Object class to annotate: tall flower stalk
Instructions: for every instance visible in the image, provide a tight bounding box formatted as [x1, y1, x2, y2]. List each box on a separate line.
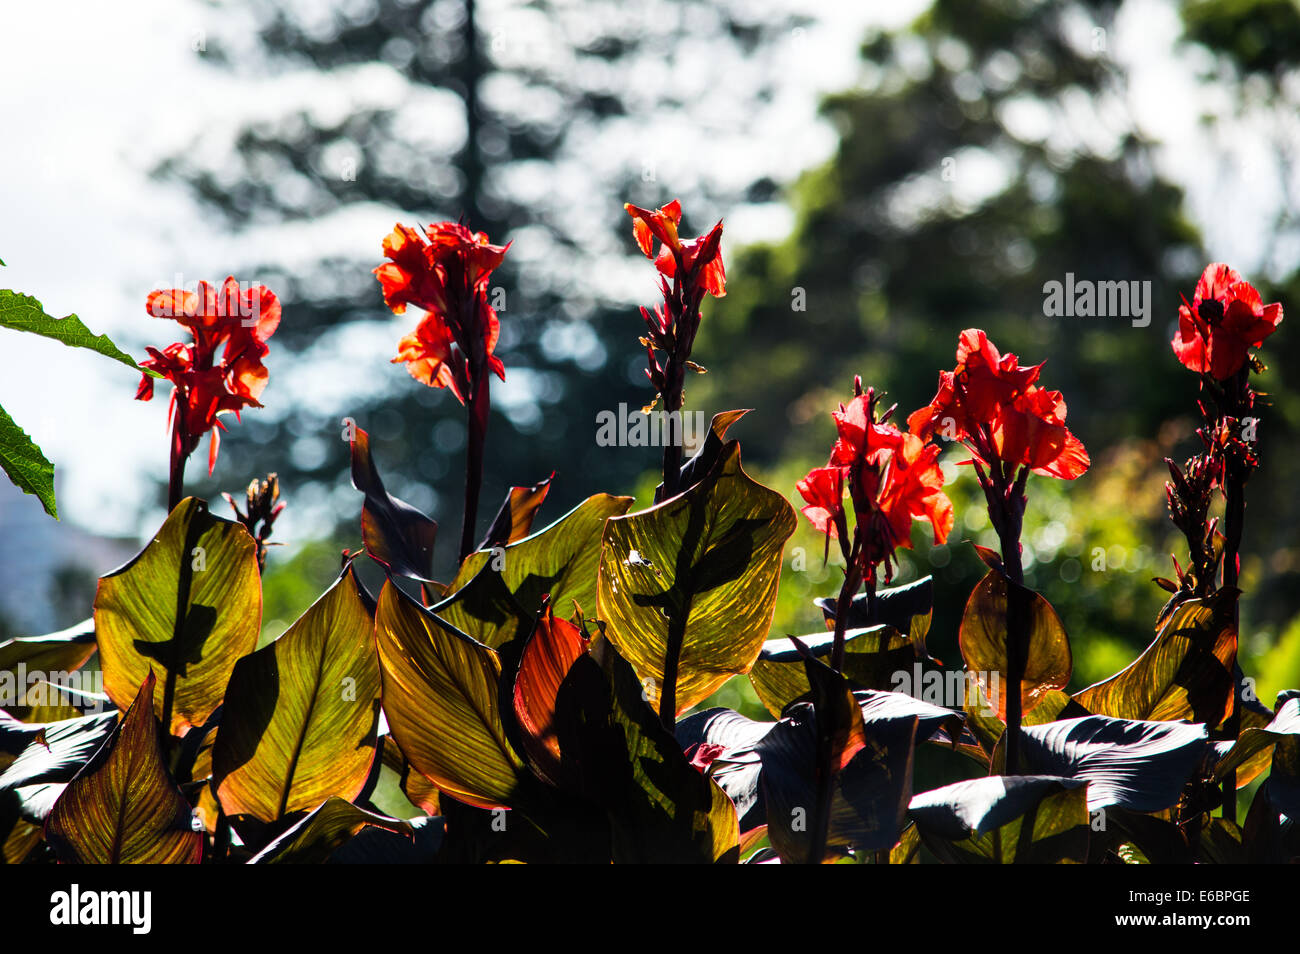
[376, 222, 510, 564]
[136, 277, 280, 510]
[1166, 263, 1282, 822]
[796, 379, 953, 862]
[624, 200, 725, 501]
[624, 199, 725, 729]
[910, 330, 1088, 773]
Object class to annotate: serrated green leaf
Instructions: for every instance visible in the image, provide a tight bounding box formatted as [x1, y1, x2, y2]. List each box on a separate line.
[0, 289, 144, 372]
[0, 404, 56, 518]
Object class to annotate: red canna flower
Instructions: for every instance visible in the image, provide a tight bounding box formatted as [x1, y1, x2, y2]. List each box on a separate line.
[136, 277, 279, 475]
[376, 221, 510, 404]
[798, 388, 952, 583]
[991, 385, 1090, 480]
[796, 465, 846, 539]
[1172, 263, 1283, 380]
[625, 199, 726, 298]
[908, 329, 1088, 481]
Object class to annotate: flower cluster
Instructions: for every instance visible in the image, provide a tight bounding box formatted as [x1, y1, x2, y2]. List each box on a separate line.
[797, 382, 952, 584]
[908, 329, 1089, 482]
[625, 200, 724, 412]
[136, 277, 280, 475]
[376, 222, 510, 404]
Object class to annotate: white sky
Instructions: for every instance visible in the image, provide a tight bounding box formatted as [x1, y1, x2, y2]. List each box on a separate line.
[0, 0, 1285, 543]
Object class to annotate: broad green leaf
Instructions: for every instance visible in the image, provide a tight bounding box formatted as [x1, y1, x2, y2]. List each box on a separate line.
[0, 290, 144, 372]
[212, 566, 381, 822]
[1020, 715, 1209, 813]
[597, 442, 796, 714]
[551, 639, 738, 863]
[0, 404, 56, 518]
[375, 580, 525, 809]
[44, 673, 202, 863]
[247, 796, 411, 864]
[439, 493, 633, 648]
[94, 497, 262, 735]
[908, 775, 1090, 863]
[958, 568, 1071, 722]
[1074, 590, 1237, 725]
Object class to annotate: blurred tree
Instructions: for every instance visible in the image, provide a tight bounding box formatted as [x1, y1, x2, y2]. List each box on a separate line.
[154, 0, 806, 580]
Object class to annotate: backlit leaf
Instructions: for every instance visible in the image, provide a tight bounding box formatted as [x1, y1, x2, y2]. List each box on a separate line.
[375, 580, 525, 809]
[1074, 590, 1237, 725]
[0, 404, 56, 519]
[598, 442, 796, 714]
[213, 565, 381, 822]
[351, 425, 439, 581]
[512, 602, 588, 787]
[441, 493, 633, 648]
[551, 639, 738, 863]
[93, 497, 262, 735]
[749, 624, 932, 716]
[44, 673, 202, 863]
[0, 289, 145, 371]
[480, 473, 553, 548]
[958, 568, 1071, 721]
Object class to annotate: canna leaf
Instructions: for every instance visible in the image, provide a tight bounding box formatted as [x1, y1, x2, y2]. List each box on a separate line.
[93, 497, 262, 735]
[512, 602, 588, 787]
[1019, 715, 1209, 813]
[748, 623, 934, 716]
[1074, 590, 1237, 726]
[908, 774, 1090, 864]
[44, 673, 202, 863]
[958, 568, 1071, 722]
[350, 425, 439, 582]
[246, 796, 411, 864]
[438, 492, 633, 648]
[551, 638, 738, 863]
[598, 442, 796, 715]
[479, 473, 553, 549]
[375, 580, 525, 809]
[212, 565, 381, 822]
